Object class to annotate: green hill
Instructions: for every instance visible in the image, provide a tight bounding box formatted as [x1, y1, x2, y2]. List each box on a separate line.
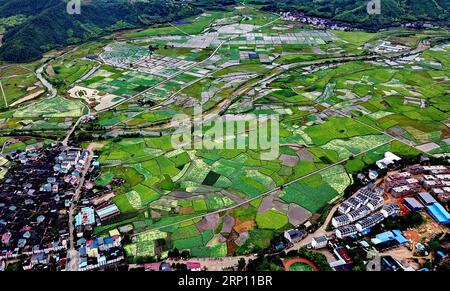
[0, 0, 235, 63]
[0, 0, 448, 63]
[254, 0, 449, 29]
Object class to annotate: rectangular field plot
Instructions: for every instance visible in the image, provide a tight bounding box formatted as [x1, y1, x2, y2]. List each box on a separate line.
[82, 66, 164, 98]
[280, 174, 340, 213]
[13, 96, 85, 118]
[101, 42, 198, 78]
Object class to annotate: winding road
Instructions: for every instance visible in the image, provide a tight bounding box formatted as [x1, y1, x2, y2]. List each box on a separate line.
[24, 12, 435, 270]
[36, 63, 57, 99]
[119, 24, 434, 240]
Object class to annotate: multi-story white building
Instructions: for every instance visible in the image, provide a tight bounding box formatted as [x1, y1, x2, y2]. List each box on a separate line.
[347, 205, 371, 222]
[336, 225, 358, 239]
[355, 212, 385, 232]
[380, 203, 400, 218]
[332, 215, 351, 228]
[311, 235, 328, 249]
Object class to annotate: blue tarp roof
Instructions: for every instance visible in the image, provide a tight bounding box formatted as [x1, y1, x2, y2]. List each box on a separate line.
[426, 203, 450, 225]
[392, 230, 408, 244]
[372, 230, 408, 245]
[104, 237, 114, 245]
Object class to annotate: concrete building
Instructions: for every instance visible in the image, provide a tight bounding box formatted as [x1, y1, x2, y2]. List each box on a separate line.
[311, 235, 328, 249]
[284, 229, 307, 243]
[347, 205, 371, 222]
[403, 197, 424, 212]
[381, 203, 400, 218]
[332, 214, 351, 228]
[336, 225, 358, 239]
[355, 212, 385, 232]
[376, 152, 401, 169]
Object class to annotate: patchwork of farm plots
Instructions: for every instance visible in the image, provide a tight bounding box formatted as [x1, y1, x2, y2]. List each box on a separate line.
[145, 29, 336, 49]
[0, 64, 45, 109]
[101, 42, 197, 78]
[92, 114, 406, 259]
[16, 7, 444, 261]
[81, 15, 450, 261]
[259, 46, 450, 154]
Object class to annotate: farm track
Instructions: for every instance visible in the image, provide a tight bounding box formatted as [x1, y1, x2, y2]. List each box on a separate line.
[104, 15, 284, 129]
[132, 139, 393, 238]
[17, 13, 434, 251]
[122, 29, 432, 239]
[109, 38, 431, 134]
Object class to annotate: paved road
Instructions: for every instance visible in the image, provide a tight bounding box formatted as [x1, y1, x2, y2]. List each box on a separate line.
[36, 63, 57, 99]
[107, 15, 283, 129]
[132, 139, 393, 238]
[0, 81, 7, 108]
[66, 142, 103, 271]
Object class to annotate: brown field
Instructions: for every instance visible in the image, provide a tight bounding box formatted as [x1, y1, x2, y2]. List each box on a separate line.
[233, 219, 255, 234]
[179, 206, 193, 215]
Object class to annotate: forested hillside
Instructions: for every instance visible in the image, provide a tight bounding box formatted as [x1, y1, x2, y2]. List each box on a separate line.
[0, 0, 448, 63]
[253, 0, 449, 29]
[0, 0, 236, 62]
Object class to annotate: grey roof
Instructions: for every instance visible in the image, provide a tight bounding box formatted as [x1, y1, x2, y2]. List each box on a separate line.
[313, 235, 328, 243]
[338, 202, 352, 214]
[404, 197, 424, 209]
[355, 193, 370, 204]
[357, 212, 385, 229]
[334, 215, 351, 223]
[347, 205, 371, 220]
[382, 203, 400, 214]
[347, 197, 361, 208]
[336, 225, 358, 236]
[418, 192, 437, 205]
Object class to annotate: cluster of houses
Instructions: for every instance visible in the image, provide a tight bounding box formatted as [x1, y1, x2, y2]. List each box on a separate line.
[384, 165, 450, 225]
[72, 185, 125, 270]
[331, 185, 401, 239]
[280, 11, 351, 31]
[76, 231, 124, 271]
[335, 204, 400, 239]
[0, 142, 125, 271]
[406, 164, 450, 203]
[54, 149, 94, 186]
[0, 145, 81, 270]
[385, 171, 422, 197]
[374, 41, 408, 54]
[72, 200, 125, 271]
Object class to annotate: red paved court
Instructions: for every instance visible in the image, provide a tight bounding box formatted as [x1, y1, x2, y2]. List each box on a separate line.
[283, 258, 319, 271]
